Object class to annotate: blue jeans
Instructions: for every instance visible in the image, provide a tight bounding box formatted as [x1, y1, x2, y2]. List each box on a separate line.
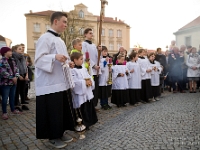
[100, 98, 108, 106]
[1, 85, 16, 113]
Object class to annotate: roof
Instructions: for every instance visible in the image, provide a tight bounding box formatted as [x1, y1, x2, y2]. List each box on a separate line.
[25, 10, 129, 26]
[25, 10, 56, 16]
[178, 16, 200, 31]
[96, 16, 125, 24]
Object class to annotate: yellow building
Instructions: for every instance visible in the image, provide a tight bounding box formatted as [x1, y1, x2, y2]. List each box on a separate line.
[25, 3, 130, 61]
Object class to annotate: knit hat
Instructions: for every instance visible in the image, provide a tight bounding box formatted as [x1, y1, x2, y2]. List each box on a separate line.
[0, 47, 11, 56]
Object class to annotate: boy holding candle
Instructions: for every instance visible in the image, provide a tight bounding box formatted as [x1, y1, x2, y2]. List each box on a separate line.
[98, 46, 112, 110]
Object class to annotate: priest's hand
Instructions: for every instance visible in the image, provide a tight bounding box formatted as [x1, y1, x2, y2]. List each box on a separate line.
[69, 61, 75, 68]
[55, 54, 67, 63]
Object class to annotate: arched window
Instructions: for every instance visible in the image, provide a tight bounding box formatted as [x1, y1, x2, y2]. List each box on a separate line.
[79, 10, 84, 18]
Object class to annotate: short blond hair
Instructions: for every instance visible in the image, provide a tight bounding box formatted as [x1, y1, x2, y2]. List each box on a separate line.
[72, 38, 82, 48]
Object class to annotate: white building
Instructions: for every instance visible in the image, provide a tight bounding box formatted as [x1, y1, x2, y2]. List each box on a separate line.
[173, 16, 200, 50]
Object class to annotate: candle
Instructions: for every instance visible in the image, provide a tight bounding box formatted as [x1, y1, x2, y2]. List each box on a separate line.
[85, 52, 89, 59]
[109, 58, 112, 63]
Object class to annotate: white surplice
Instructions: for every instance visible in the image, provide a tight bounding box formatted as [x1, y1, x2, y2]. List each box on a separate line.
[71, 67, 94, 108]
[126, 61, 142, 89]
[99, 57, 110, 86]
[138, 57, 151, 80]
[82, 41, 101, 75]
[34, 29, 71, 96]
[112, 65, 129, 90]
[149, 60, 162, 86]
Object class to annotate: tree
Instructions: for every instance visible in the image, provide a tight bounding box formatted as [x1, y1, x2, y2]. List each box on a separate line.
[45, 10, 90, 53]
[61, 10, 89, 53]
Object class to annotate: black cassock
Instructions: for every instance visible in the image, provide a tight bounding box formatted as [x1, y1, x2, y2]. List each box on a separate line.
[36, 90, 76, 140]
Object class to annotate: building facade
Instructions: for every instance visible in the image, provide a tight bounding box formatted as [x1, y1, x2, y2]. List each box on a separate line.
[173, 16, 200, 50]
[25, 3, 130, 61]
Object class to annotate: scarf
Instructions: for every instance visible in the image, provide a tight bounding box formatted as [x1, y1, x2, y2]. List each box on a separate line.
[12, 52, 27, 75]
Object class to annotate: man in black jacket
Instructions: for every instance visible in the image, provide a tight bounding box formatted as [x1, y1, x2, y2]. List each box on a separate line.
[113, 46, 125, 65]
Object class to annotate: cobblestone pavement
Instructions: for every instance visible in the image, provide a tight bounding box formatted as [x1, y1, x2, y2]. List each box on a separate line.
[0, 82, 200, 150]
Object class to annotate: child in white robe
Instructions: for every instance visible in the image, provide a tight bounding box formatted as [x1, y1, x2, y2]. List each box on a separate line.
[148, 53, 162, 101]
[111, 54, 129, 107]
[127, 51, 141, 105]
[99, 46, 112, 110]
[138, 49, 153, 103]
[70, 52, 98, 128]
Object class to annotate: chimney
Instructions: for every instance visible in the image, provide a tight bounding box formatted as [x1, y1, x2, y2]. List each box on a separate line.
[115, 17, 117, 21]
[29, 10, 32, 13]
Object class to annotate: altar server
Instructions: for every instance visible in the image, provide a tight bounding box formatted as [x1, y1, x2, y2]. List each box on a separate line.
[82, 28, 101, 108]
[111, 54, 129, 107]
[138, 49, 153, 103]
[127, 51, 141, 105]
[98, 46, 112, 110]
[34, 12, 75, 149]
[70, 52, 98, 128]
[148, 53, 162, 101]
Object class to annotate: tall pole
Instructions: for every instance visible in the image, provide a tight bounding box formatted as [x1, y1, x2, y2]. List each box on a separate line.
[97, 0, 108, 76]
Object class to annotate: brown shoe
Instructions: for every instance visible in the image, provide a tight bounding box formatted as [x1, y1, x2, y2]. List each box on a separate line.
[180, 90, 186, 93]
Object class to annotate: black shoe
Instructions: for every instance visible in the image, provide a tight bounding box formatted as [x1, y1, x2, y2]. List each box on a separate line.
[15, 106, 23, 112]
[21, 102, 29, 104]
[22, 105, 29, 110]
[122, 104, 127, 107]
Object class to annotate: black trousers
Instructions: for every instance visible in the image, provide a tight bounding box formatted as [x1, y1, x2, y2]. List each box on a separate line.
[36, 90, 76, 139]
[92, 75, 99, 107]
[15, 79, 26, 105]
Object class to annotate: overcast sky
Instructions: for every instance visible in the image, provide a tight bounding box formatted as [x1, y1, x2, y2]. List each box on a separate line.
[0, 0, 200, 51]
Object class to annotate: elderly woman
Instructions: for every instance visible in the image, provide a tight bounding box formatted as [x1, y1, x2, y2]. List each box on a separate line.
[112, 46, 125, 65]
[168, 47, 185, 93]
[186, 47, 200, 93]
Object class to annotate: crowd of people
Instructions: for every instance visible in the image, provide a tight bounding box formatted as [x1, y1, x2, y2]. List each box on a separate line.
[1, 11, 200, 149]
[0, 44, 34, 120]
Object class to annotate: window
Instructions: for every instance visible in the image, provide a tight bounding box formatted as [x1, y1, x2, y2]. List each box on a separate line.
[109, 42, 114, 50]
[79, 10, 84, 18]
[109, 29, 113, 37]
[69, 27, 74, 34]
[185, 36, 191, 47]
[46, 24, 50, 31]
[34, 40, 38, 49]
[117, 42, 122, 50]
[101, 29, 105, 36]
[101, 41, 105, 46]
[79, 28, 84, 35]
[34, 23, 40, 32]
[117, 30, 122, 37]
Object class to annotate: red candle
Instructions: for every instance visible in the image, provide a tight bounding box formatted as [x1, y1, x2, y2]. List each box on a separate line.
[109, 58, 112, 63]
[85, 52, 89, 59]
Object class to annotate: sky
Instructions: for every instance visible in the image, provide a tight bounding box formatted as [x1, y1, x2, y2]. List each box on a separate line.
[0, 0, 200, 51]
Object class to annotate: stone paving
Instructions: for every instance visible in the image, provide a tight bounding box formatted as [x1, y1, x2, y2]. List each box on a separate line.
[0, 82, 200, 150]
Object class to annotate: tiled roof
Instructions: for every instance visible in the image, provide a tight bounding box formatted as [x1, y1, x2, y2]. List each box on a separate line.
[25, 10, 56, 16]
[96, 16, 125, 24]
[179, 16, 200, 30]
